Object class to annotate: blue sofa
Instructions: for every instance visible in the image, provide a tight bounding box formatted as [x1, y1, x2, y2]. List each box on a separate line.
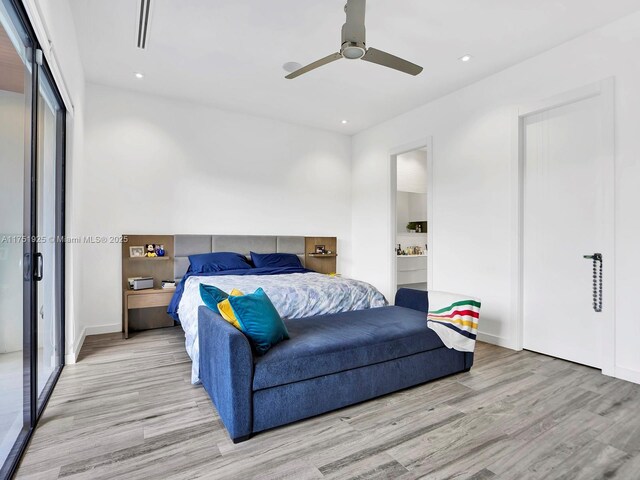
[198, 288, 473, 443]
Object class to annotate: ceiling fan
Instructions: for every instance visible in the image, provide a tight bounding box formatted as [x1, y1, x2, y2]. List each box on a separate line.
[286, 0, 423, 79]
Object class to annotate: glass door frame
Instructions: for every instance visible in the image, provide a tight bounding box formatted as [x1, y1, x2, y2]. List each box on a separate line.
[1, 0, 66, 477]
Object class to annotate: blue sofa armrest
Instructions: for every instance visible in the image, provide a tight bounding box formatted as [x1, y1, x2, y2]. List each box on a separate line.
[198, 306, 253, 441]
[395, 288, 429, 312]
[394, 288, 474, 370]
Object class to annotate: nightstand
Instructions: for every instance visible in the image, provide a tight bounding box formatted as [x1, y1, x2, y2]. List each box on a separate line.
[122, 234, 176, 337]
[123, 288, 175, 339]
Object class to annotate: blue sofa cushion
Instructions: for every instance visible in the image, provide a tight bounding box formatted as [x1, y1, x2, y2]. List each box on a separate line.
[252, 306, 445, 391]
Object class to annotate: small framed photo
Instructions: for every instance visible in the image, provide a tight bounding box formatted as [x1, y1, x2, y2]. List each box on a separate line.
[315, 245, 325, 254]
[129, 246, 145, 258]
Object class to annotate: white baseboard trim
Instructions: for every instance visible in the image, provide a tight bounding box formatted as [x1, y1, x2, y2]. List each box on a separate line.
[64, 324, 121, 364]
[476, 331, 516, 350]
[65, 326, 86, 365]
[85, 324, 121, 336]
[615, 366, 640, 385]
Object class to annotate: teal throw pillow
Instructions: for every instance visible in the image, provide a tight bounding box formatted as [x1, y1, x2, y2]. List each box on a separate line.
[199, 284, 229, 309]
[227, 287, 289, 355]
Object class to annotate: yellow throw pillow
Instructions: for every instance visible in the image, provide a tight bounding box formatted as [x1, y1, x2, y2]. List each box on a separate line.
[217, 289, 244, 330]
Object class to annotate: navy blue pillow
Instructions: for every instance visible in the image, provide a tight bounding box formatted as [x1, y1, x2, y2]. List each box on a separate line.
[188, 252, 251, 274]
[250, 252, 302, 269]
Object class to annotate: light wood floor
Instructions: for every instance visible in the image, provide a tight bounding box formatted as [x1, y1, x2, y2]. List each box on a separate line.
[15, 326, 640, 480]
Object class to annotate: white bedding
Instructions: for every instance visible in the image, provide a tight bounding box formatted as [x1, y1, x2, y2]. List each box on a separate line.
[177, 272, 387, 383]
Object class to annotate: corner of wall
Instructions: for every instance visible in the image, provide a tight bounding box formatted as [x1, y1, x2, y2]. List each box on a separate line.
[476, 331, 518, 350]
[65, 326, 85, 364]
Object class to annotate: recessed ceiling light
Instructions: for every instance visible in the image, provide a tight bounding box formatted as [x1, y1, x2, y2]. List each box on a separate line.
[341, 120, 349, 124]
[134, 72, 144, 79]
[459, 54, 473, 62]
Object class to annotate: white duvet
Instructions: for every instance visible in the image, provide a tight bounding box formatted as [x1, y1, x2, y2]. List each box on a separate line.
[177, 272, 387, 383]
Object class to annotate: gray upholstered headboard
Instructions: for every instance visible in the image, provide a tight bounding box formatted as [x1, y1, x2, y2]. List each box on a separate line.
[173, 235, 306, 280]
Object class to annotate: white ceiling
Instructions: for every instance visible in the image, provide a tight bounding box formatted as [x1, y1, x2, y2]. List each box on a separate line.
[69, 0, 640, 134]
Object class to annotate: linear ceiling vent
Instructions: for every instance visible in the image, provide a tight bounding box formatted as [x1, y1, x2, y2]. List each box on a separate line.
[137, 0, 151, 49]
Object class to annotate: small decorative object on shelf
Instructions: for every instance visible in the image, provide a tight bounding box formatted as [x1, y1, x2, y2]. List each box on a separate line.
[161, 279, 176, 289]
[156, 244, 166, 257]
[130, 246, 145, 258]
[397, 245, 425, 256]
[406, 222, 416, 233]
[315, 245, 325, 254]
[145, 244, 157, 257]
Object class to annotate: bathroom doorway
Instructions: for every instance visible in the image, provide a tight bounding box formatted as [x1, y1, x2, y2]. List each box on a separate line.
[390, 139, 433, 298]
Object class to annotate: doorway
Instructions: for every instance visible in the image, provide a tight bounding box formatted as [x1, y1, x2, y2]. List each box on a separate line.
[390, 139, 433, 297]
[518, 80, 614, 372]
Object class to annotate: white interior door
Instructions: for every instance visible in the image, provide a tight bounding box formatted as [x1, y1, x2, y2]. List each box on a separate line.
[522, 92, 611, 369]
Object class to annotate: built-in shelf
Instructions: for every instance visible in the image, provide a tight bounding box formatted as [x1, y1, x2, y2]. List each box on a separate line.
[126, 256, 172, 261]
[397, 232, 428, 236]
[305, 237, 337, 274]
[397, 254, 427, 257]
[126, 287, 175, 294]
[122, 234, 176, 337]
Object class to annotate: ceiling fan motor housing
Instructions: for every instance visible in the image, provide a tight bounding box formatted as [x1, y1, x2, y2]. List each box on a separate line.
[341, 1, 366, 60]
[341, 41, 366, 59]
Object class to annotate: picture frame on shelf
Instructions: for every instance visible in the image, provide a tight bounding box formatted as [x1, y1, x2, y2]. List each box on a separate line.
[129, 246, 145, 258]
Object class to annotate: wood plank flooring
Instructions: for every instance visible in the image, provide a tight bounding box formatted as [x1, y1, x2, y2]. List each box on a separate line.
[15, 326, 640, 479]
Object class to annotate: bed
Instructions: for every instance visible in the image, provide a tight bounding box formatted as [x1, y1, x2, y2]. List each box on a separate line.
[167, 235, 387, 383]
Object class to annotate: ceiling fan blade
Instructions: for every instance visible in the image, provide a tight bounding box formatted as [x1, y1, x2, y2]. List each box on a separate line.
[362, 47, 423, 76]
[285, 52, 343, 79]
[343, 0, 366, 44]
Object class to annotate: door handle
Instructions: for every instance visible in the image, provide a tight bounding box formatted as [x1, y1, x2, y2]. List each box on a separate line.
[34, 252, 43, 281]
[583, 252, 602, 312]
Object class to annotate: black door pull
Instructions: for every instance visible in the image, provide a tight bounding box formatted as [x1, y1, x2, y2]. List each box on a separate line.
[583, 253, 602, 312]
[34, 252, 43, 281]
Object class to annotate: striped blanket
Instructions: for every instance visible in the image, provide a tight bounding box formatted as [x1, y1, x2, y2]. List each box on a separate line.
[427, 291, 481, 352]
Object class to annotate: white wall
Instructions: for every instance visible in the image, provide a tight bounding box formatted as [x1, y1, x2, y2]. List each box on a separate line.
[79, 83, 352, 333]
[396, 192, 428, 234]
[397, 150, 428, 193]
[352, 12, 640, 384]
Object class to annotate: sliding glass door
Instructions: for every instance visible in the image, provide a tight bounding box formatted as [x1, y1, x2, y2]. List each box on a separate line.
[0, 0, 65, 477]
[0, 0, 31, 473]
[36, 61, 64, 408]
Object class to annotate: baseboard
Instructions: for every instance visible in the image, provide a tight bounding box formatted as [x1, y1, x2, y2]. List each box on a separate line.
[64, 323, 120, 364]
[614, 366, 640, 385]
[85, 324, 121, 336]
[65, 326, 86, 365]
[476, 331, 516, 349]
